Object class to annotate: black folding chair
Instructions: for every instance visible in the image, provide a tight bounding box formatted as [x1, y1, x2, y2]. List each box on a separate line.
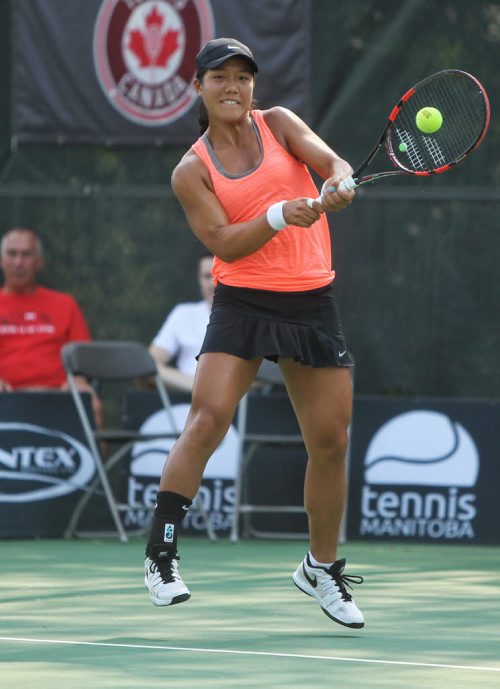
[61, 340, 216, 542]
[230, 360, 307, 541]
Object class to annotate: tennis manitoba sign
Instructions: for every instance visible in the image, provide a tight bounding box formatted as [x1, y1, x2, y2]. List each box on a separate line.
[360, 410, 478, 539]
[347, 398, 499, 545]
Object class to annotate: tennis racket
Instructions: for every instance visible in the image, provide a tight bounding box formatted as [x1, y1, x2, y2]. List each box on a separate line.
[311, 69, 490, 200]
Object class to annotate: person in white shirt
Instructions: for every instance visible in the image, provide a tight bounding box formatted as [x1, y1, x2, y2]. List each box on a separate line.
[149, 251, 214, 392]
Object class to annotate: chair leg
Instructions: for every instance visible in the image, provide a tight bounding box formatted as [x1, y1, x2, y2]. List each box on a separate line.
[193, 493, 217, 541]
[230, 450, 245, 542]
[230, 442, 261, 541]
[64, 473, 101, 539]
[230, 394, 250, 542]
[91, 457, 129, 542]
[65, 380, 128, 542]
[65, 446, 134, 542]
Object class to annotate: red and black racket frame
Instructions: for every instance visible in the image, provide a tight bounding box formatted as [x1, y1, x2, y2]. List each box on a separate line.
[350, 69, 491, 186]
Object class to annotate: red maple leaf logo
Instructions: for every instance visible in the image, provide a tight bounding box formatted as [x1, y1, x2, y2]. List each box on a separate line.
[128, 5, 179, 68]
[154, 30, 179, 67]
[146, 5, 164, 29]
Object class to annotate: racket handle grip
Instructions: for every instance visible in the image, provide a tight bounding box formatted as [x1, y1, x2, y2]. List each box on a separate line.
[338, 175, 357, 192]
[307, 175, 357, 207]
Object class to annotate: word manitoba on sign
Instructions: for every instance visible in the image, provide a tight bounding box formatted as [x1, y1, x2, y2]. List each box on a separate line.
[361, 410, 479, 540]
[11, 0, 311, 144]
[347, 397, 500, 545]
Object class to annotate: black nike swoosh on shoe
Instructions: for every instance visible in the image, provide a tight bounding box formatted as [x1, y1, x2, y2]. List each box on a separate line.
[302, 564, 318, 588]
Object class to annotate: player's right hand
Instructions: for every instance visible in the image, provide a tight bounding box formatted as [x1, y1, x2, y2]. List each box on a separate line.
[283, 198, 324, 228]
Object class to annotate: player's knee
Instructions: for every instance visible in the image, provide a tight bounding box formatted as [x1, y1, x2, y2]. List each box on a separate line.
[314, 426, 349, 463]
[188, 402, 232, 441]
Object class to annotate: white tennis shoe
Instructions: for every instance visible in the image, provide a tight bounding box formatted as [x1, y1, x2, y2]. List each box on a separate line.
[293, 554, 364, 628]
[144, 554, 191, 607]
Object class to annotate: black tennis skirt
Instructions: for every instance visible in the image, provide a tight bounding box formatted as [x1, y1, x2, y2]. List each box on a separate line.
[198, 282, 354, 368]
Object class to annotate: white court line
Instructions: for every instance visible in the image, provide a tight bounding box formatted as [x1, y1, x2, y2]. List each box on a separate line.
[0, 636, 499, 673]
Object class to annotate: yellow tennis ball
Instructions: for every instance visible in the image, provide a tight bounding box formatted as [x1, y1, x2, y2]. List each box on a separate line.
[416, 107, 443, 134]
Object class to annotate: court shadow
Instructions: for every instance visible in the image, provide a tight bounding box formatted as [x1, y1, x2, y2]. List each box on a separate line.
[104, 632, 364, 647]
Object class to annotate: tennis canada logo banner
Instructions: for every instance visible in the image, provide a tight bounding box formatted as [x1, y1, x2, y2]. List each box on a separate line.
[0, 423, 95, 503]
[94, 0, 214, 126]
[358, 410, 480, 541]
[12, 0, 311, 144]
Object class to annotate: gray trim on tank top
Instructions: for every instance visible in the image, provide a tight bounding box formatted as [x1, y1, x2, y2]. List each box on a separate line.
[201, 114, 263, 179]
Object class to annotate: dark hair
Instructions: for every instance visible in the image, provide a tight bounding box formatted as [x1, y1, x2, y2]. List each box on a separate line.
[198, 97, 210, 135]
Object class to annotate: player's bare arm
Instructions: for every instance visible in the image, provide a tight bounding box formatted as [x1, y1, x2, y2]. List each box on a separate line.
[264, 106, 355, 211]
[171, 150, 321, 261]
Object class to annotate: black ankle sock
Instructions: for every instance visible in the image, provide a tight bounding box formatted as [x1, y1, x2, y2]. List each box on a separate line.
[146, 491, 192, 559]
[155, 491, 192, 521]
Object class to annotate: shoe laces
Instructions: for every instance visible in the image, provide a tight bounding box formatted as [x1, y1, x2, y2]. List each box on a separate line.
[149, 554, 181, 585]
[323, 559, 364, 603]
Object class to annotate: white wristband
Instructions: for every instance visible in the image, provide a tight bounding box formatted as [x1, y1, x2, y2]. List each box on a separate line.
[266, 201, 288, 231]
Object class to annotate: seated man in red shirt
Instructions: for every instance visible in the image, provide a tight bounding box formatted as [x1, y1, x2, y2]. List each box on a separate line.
[0, 227, 102, 426]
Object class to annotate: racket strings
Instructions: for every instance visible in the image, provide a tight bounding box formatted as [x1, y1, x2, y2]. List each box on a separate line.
[389, 71, 488, 172]
[428, 77, 484, 156]
[422, 136, 446, 167]
[395, 128, 425, 169]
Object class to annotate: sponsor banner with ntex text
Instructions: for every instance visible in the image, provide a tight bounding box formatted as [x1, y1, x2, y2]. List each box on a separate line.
[347, 397, 500, 545]
[0, 393, 97, 538]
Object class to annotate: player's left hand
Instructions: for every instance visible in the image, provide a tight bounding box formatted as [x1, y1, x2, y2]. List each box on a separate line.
[320, 174, 355, 212]
[320, 156, 355, 211]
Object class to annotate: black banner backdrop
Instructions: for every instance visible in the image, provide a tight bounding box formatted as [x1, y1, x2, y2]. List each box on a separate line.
[11, 0, 311, 145]
[0, 393, 99, 539]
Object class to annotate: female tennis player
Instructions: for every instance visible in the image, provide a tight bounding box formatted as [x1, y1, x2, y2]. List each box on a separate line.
[144, 38, 364, 628]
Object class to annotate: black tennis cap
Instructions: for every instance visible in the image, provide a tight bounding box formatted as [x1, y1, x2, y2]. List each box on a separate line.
[196, 38, 258, 75]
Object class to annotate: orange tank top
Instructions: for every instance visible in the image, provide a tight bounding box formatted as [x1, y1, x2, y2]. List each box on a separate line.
[191, 109, 335, 291]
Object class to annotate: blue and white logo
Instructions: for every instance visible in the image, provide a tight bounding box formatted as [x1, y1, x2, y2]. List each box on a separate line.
[163, 523, 174, 543]
[0, 422, 95, 502]
[364, 410, 479, 487]
[360, 410, 480, 540]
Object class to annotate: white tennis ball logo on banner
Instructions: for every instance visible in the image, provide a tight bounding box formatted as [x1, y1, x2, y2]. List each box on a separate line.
[364, 410, 479, 487]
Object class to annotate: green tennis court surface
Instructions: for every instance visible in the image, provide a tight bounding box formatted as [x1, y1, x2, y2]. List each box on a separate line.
[1, 538, 499, 688]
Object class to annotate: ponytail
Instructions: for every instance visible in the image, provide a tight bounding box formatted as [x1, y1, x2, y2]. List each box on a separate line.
[198, 99, 209, 134]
